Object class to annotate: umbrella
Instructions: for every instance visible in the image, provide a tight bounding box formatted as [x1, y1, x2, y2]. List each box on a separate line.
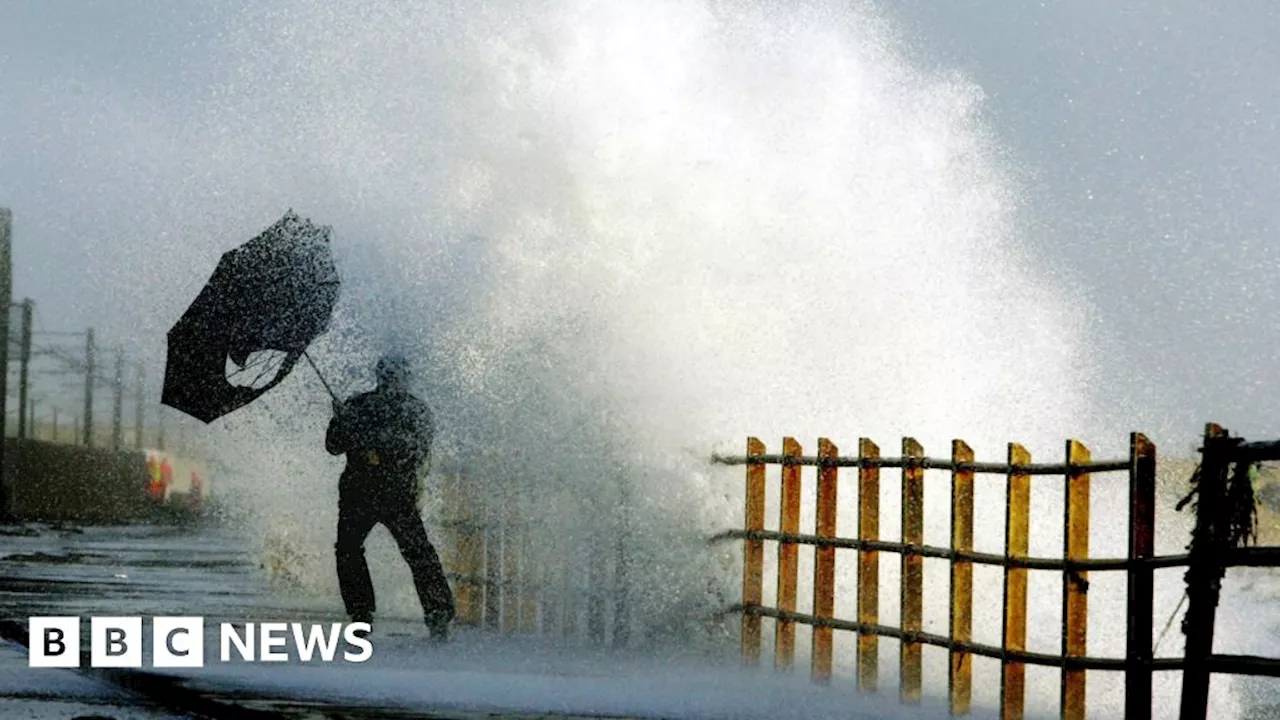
[162, 210, 339, 423]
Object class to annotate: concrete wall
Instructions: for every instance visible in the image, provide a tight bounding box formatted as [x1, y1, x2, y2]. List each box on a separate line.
[0, 439, 208, 524]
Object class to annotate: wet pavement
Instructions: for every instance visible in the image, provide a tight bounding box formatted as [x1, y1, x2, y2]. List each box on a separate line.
[0, 522, 945, 720]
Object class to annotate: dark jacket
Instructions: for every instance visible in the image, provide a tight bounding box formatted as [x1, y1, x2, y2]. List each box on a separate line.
[326, 386, 434, 494]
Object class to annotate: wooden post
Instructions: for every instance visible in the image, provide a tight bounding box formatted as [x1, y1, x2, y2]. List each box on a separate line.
[775, 437, 802, 671]
[858, 438, 881, 693]
[742, 437, 766, 666]
[901, 438, 925, 704]
[520, 532, 538, 634]
[112, 345, 124, 450]
[1062, 441, 1091, 720]
[83, 329, 95, 447]
[1179, 424, 1229, 720]
[611, 532, 629, 647]
[134, 364, 144, 451]
[561, 544, 577, 641]
[450, 472, 475, 624]
[0, 207, 10, 520]
[950, 440, 975, 715]
[613, 474, 631, 648]
[503, 491, 521, 634]
[811, 438, 838, 683]
[1126, 433, 1156, 720]
[17, 299, 30, 439]
[541, 556, 561, 637]
[587, 527, 607, 646]
[484, 481, 502, 632]
[1002, 443, 1031, 720]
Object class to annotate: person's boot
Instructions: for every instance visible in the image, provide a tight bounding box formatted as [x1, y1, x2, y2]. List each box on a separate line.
[350, 611, 373, 641]
[425, 610, 451, 645]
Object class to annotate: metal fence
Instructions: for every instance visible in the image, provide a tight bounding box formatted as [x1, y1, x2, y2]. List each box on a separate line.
[431, 461, 633, 646]
[711, 430, 1280, 720]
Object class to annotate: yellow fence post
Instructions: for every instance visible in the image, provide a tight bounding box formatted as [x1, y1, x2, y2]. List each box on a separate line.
[441, 467, 462, 614]
[1002, 443, 1031, 720]
[901, 438, 925, 704]
[950, 440, 975, 715]
[812, 438, 839, 684]
[453, 470, 481, 626]
[502, 488, 521, 634]
[775, 437, 802, 671]
[858, 438, 881, 693]
[742, 437, 766, 666]
[484, 477, 502, 632]
[541, 558, 560, 637]
[520, 530, 538, 633]
[1062, 440, 1091, 720]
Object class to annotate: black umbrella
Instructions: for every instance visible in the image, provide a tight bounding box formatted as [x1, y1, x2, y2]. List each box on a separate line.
[162, 210, 339, 423]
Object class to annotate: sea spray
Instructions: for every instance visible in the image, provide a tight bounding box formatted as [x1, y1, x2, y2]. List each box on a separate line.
[133, 0, 1244, 714]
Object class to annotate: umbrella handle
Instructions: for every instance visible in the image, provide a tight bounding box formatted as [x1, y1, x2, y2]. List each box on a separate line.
[302, 350, 338, 402]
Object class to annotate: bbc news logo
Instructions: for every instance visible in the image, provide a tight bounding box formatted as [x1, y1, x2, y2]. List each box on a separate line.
[28, 617, 372, 668]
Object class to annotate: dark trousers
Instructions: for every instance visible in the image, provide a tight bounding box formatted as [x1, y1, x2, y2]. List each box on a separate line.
[334, 480, 455, 624]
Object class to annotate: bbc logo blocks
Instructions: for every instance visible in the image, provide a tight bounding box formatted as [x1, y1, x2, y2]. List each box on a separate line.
[27, 616, 372, 667]
[29, 617, 204, 668]
[28, 617, 79, 668]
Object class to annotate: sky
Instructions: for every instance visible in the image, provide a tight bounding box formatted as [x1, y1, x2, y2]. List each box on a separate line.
[0, 0, 1278, 452]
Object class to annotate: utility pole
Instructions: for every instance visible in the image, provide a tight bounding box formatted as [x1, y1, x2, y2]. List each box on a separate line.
[0, 208, 11, 520]
[17, 299, 31, 439]
[157, 408, 165, 451]
[134, 364, 143, 450]
[52, 407, 58, 443]
[28, 398, 35, 441]
[111, 344, 123, 450]
[83, 328, 94, 447]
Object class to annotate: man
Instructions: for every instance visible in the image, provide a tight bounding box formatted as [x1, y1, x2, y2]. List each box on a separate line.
[326, 353, 455, 642]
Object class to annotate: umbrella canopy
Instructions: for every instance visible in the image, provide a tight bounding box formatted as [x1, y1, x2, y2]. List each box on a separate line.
[162, 211, 340, 423]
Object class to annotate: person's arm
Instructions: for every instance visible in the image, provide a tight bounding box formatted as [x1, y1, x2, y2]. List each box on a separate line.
[325, 400, 355, 455]
[407, 399, 435, 467]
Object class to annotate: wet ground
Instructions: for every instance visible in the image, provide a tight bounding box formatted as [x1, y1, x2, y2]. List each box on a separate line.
[1, 520, 1275, 719]
[0, 522, 947, 720]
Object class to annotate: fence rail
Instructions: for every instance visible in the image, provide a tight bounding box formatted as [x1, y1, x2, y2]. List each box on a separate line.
[709, 529, 1280, 570]
[718, 433, 1158, 720]
[716, 427, 1280, 720]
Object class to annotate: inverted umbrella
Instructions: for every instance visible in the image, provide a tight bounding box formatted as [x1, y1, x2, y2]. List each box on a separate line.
[162, 210, 339, 423]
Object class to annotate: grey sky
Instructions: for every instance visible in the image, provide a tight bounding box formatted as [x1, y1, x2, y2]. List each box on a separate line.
[887, 1, 1280, 446]
[1, 1, 1278, 452]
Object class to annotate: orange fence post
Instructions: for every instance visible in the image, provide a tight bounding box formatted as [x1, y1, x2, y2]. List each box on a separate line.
[1002, 443, 1031, 720]
[1126, 433, 1156, 720]
[520, 533, 538, 633]
[812, 438, 839, 684]
[1062, 440, 1091, 720]
[858, 438, 881, 693]
[742, 437, 766, 666]
[484, 481, 502, 632]
[453, 471, 482, 625]
[502, 490, 521, 634]
[950, 440, 975, 715]
[901, 438, 925, 704]
[775, 437, 802, 671]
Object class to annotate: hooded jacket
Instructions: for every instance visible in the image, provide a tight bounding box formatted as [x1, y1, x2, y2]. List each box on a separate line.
[326, 385, 434, 493]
